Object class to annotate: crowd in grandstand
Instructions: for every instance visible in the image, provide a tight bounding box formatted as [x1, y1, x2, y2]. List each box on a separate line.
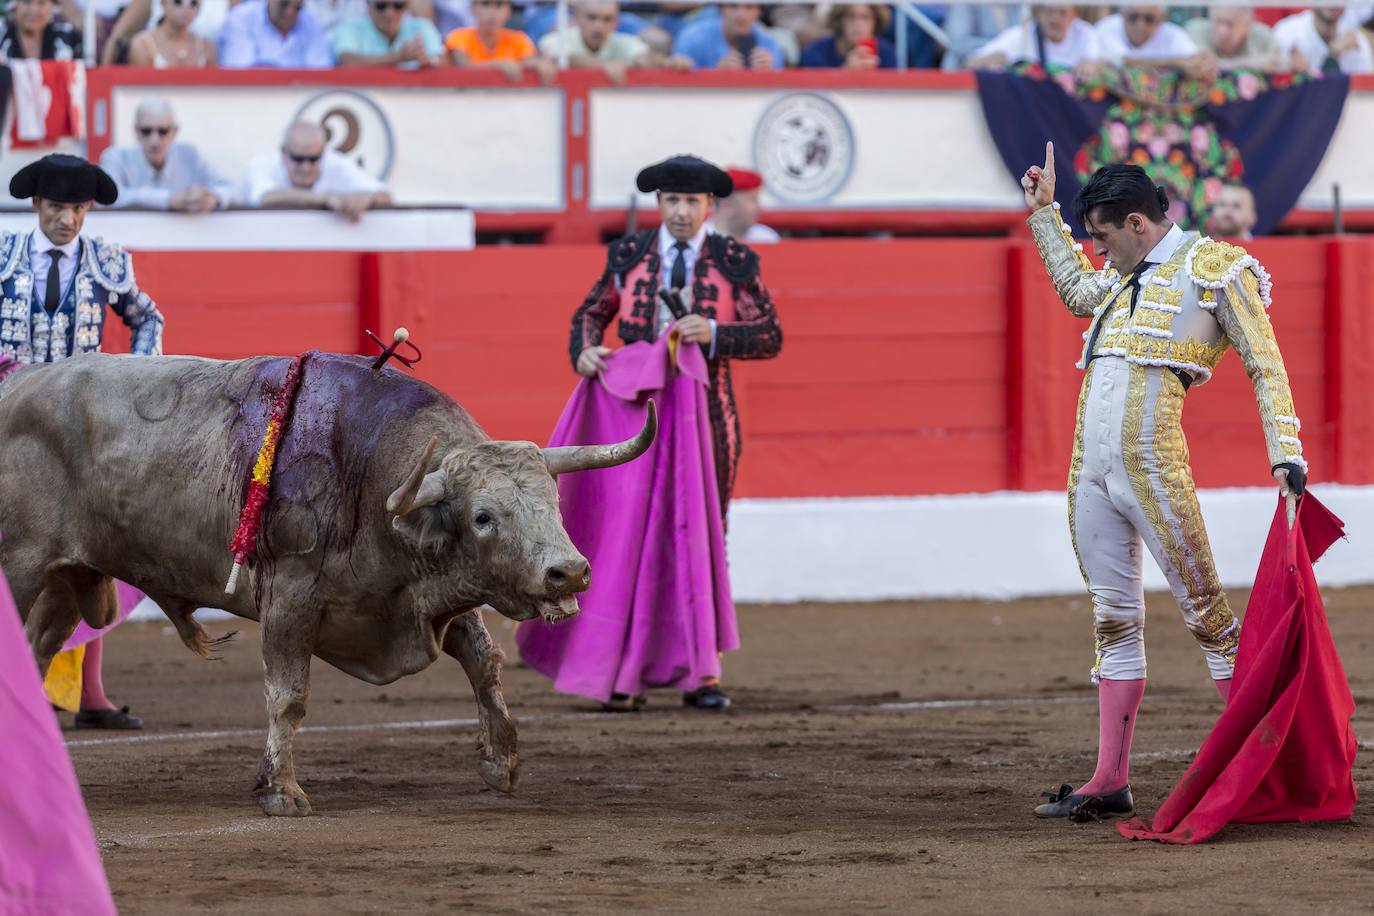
[0, 0, 1368, 76]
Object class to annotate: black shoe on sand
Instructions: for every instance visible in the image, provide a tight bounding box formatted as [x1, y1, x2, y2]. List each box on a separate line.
[682, 684, 732, 710]
[1034, 783, 1133, 820]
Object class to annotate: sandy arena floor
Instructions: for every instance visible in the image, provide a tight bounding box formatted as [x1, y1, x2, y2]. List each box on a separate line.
[66, 587, 1374, 915]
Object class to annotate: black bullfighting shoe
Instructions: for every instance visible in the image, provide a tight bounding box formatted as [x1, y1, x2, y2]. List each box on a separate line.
[75, 705, 143, 730]
[682, 684, 732, 710]
[601, 693, 646, 713]
[1034, 783, 1134, 819]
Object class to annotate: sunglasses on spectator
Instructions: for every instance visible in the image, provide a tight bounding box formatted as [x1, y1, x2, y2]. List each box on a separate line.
[137, 126, 174, 137]
[1125, 11, 1161, 23]
[276, 0, 304, 9]
[473, 0, 509, 7]
[168, 0, 200, 7]
[287, 153, 323, 164]
[373, 1, 406, 9]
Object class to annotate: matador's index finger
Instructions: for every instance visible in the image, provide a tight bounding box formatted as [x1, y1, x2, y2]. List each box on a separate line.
[1044, 141, 1055, 175]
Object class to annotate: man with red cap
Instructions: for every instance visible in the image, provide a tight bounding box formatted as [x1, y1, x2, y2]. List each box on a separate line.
[1, 153, 165, 731]
[518, 154, 782, 712]
[711, 166, 781, 244]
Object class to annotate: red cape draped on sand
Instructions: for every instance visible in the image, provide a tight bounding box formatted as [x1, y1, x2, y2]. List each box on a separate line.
[1119, 492, 1356, 844]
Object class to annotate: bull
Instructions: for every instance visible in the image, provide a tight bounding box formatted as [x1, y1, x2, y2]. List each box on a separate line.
[0, 351, 654, 816]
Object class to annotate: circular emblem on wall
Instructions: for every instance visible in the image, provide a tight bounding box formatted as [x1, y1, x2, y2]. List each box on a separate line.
[292, 90, 396, 181]
[751, 92, 854, 204]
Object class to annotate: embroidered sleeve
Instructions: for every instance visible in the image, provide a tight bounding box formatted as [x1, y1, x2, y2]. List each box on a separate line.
[113, 286, 165, 356]
[1210, 264, 1305, 474]
[714, 270, 781, 361]
[568, 267, 619, 370]
[1027, 203, 1117, 319]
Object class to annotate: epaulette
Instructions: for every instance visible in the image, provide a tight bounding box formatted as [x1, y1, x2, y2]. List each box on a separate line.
[82, 236, 137, 296]
[606, 229, 656, 276]
[706, 232, 759, 286]
[1185, 236, 1272, 309]
[0, 230, 26, 282]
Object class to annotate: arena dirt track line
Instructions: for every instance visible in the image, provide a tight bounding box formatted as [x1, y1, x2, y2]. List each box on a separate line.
[69, 592, 1374, 915]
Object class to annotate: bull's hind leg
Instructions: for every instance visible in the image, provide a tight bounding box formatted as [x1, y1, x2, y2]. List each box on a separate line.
[443, 609, 520, 794]
[253, 600, 320, 817]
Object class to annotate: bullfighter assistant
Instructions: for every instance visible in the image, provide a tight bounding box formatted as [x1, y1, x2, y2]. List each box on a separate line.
[1023, 146, 1306, 820]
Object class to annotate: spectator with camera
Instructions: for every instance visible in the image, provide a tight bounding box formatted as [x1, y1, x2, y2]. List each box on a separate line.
[674, 2, 783, 69]
[800, 3, 897, 68]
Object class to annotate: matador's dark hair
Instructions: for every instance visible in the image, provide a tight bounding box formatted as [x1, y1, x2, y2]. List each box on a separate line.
[1073, 164, 1170, 228]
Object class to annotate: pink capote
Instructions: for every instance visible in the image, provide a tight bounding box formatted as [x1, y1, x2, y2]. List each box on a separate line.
[1119, 492, 1356, 844]
[0, 554, 117, 916]
[516, 327, 738, 702]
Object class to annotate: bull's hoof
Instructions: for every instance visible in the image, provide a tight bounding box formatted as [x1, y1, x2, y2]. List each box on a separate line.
[255, 784, 313, 817]
[478, 755, 521, 794]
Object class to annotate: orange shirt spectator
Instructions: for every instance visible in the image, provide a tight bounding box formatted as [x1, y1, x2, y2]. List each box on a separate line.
[443, 23, 533, 62]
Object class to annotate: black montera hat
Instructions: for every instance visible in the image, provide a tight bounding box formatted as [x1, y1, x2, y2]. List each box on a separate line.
[10, 154, 119, 206]
[636, 155, 733, 198]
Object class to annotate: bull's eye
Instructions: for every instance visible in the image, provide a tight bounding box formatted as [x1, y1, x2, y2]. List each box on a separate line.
[474, 511, 493, 528]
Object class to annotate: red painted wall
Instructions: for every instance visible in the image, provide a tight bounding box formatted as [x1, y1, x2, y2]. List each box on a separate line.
[111, 236, 1374, 499]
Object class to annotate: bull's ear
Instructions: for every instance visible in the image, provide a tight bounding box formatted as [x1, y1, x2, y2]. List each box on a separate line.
[391, 500, 456, 554]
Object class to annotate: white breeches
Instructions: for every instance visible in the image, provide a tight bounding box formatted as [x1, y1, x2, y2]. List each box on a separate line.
[1068, 357, 1240, 682]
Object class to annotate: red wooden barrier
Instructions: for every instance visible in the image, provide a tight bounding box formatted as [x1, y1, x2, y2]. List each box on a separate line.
[110, 236, 1373, 499]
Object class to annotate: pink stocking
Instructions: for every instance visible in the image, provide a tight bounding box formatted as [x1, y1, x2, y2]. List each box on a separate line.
[79, 636, 114, 711]
[1214, 678, 1232, 702]
[1078, 677, 1146, 796]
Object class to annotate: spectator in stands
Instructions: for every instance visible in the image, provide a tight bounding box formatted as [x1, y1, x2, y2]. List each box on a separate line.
[1207, 182, 1258, 241]
[219, 0, 334, 67]
[99, 99, 236, 211]
[244, 121, 392, 221]
[99, 0, 229, 64]
[537, 0, 688, 79]
[941, 3, 1025, 70]
[1185, 6, 1281, 71]
[1274, 6, 1374, 74]
[0, 0, 82, 59]
[446, 0, 555, 80]
[966, 4, 1102, 73]
[800, 3, 897, 69]
[126, 0, 217, 65]
[1095, 4, 1211, 74]
[334, 0, 444, 65]
[710, 166, 779, 243]
[674, 2, 783, 70]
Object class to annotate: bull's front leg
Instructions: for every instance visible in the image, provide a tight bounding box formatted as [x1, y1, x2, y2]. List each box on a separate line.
[254, 604, 319, 817]
[443, 610, 520, 794]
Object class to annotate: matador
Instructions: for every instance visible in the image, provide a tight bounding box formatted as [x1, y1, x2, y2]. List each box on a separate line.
[1022, 146, 1306, 821]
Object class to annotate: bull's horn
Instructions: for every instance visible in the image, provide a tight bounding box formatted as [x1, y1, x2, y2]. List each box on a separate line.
[387, 436, 446, 515]
[543, 400, 657, 476]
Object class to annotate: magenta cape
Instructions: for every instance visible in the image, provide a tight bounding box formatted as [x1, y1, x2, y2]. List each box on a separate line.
[0, 560, 116, 915]
[1119, 492, 1357, 844]
[516, 330, 737, 701]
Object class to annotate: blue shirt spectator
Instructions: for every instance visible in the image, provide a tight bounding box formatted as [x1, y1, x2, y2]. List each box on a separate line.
[673, 3, 782, 69]
[333, 0, 444, 67]
[220, 0, 334, 68]
[800, 4, 897, 68]
[800, 34, 897, 67]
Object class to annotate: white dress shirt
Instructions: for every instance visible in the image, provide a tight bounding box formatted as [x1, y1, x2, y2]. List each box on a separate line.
[974, 18, 1102, 68]
[1095, 14, 1198, 64]
[1273, 11, 1374, 76]
[100, 142, 239, 210]
[656, 223, 718, 352]
[242, 149, 387, 206]
[30, 231, 79, 307]
[1139, 222, 1184, 281]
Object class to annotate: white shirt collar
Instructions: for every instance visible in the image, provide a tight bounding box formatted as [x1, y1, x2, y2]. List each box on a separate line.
[1143, 222, 1184, 265]
[31, 229, 80, 260]
[658, 223, 707, 256]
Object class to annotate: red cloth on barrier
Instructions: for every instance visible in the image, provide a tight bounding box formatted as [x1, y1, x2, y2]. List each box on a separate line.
[1119, 492, 1356, 844]
[8, 60, 85, 149]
